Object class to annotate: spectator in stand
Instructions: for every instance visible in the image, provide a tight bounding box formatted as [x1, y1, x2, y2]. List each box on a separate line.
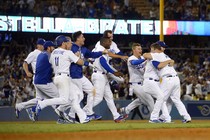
[48, 2, 58, 16]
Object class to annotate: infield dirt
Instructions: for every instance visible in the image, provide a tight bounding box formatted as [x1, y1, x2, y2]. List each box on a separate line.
[1, 128, 210, 140]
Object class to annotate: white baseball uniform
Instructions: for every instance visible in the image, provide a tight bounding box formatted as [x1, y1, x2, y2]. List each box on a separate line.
[25, 49, 41, 74]
[94, 41, 124, 83]
[91, 45, 122, 120]
[152, 52, 191, 121]
[124, 55, 154, 114]
[143, 57, 169, 122]
[16, 49, 42, 111]
[37, 47, 87, 123]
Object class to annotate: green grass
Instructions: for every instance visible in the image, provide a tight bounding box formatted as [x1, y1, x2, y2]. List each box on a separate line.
[0, 120, 210, 133]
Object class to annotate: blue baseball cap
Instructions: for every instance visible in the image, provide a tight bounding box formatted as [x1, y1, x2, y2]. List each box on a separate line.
[43, 41, 55, 50]
[55, 35, 69, 46]
[156, 41, 168, 48]
[37, 38, 45, 45]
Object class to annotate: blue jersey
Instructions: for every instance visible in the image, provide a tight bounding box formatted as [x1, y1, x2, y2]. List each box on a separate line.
[70, 43, 102, 78]
[34, 52, 53, 84]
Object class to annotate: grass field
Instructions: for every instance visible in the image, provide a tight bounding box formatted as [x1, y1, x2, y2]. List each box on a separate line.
[1, 120, 210, 133]
[1, 120, 210, 140]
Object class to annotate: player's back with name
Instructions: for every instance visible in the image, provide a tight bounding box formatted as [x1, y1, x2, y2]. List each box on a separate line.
[52, 49, 65, 55]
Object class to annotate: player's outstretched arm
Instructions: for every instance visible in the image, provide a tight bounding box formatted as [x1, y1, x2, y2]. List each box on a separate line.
[108, 52, 128, 60]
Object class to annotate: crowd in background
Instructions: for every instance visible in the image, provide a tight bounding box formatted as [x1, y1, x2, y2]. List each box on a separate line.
[0, 0, 141, 19]
[149, 0, 210, 20]
[0, 33, 209, 106]
[0, 0, 210, 20]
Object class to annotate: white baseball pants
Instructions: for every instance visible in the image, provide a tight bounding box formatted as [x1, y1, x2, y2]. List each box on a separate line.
[91, 72, 121, 120]
[143, 79, 170, 121]
[160, 76, 191, 121]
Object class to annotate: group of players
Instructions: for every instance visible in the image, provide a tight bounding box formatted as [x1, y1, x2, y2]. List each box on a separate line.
[15, 30, 191, 124]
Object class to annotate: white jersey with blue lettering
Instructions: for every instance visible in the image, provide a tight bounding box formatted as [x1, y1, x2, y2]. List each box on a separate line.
[49, 47, 88, 123]
[151, 52, 177, 77]
[24, 49, 41, 74]
[127, 56, 146, 83]
[50, 48, 79, 75]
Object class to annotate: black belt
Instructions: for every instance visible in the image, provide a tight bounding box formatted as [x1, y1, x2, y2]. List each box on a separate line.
[94, 71, 106, 74]
[149, 78, 159, 82]
[166, 75, 177, 78]
[57, 73, 70, 76]
[129, 82, 142, 85]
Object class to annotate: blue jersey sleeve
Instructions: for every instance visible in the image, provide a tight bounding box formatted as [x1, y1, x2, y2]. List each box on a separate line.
[71, 45, 78, 53]
[84, 48, 103, 58]
[99, 57, 115, 74]
[130, 59, 145, 65]
[152, 61, 160, 69]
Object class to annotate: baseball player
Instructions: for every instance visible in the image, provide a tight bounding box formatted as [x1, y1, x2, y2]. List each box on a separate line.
[149, 41, 191, 123]
[94, 30, 128, 83]
[15, 38, 45, 121]
[55, 31, 109, 121]
[120, 43, 154, 118]
[35, 35, 90, 124]
[32, 41, 58, 120]
[91, 37, 125, 123]
[82, 30, 128, 119]
[142, 44, 172, 123]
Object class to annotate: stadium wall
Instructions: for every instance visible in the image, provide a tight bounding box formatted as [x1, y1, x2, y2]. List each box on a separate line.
[0, 100, 210, 121]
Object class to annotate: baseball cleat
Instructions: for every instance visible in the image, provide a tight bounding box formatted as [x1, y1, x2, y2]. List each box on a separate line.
[182, 119, 191, 123]
[120, 107, 129, 119]
[57, 118, 72, 124]
[65, 115, 79, 124]
[158, 118, 165, 122]
[158, 119, 174, 123]
[54, 108, 66, 120]
[114, 115, 125, 123]
[87, 114, 102, 120]
[149, 119, 161, 123]
[81, 116, 90, 124]
[26, 108, 35, 122]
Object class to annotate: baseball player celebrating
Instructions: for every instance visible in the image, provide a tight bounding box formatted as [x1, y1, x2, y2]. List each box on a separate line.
[120, 43, 154, 118]
[142, 44, 171, 123]
[62, 31, 109, 121]
[148, 41, 191, 123]
[94, 30, 128, 83]
[91, 37, 125, 123]
[83, 30, 128, 119]
[15, 38, 45, 121]
[36, 35, 90, 124]
[33, 41, 58, 120]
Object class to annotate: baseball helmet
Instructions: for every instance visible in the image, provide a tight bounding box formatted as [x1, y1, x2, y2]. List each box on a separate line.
[37, 38, 46, 45]
[156, 41, 168, 48]
[55, 35, 68, 46]
[43, 41, 55, 50]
